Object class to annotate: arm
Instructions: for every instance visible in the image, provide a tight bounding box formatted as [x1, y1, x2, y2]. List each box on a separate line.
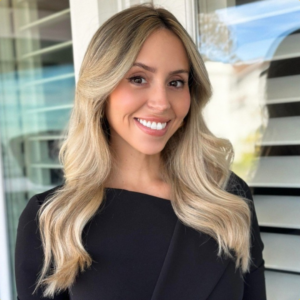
[15, 195, 70, 300]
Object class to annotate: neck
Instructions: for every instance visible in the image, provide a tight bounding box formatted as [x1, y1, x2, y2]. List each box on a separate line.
[105, 139, 166, 189]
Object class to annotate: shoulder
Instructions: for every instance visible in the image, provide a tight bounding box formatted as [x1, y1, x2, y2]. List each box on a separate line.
[15, 184, 69, 298]
[18, 184, 64, 228]
[225, 170, 253, 201]
[34, 184, 64, 205]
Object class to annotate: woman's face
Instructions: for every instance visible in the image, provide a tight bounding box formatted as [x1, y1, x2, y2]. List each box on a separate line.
[105, 28, 191, 155]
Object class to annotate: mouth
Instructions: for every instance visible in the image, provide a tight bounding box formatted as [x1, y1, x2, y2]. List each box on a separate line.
[134, 118, 171, 129]
[133, 118, 171, 136]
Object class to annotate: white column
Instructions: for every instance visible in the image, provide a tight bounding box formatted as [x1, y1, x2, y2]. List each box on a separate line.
[69, 0, 100, 83]
[153, 0, 197, 42]
[69, 0, 121, 82]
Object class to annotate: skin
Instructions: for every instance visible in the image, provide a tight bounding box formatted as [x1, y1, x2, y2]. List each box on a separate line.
[104, 28, 191, 200]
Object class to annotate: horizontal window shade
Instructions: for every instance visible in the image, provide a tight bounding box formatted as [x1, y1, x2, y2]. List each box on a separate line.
[271, 32, 300, 61]
[30, 161, 62, 169]
[19, 8, 70, 31]
[27, 134, 63, 141]
[265, 270, 300, 300]
[195, 1, 300, 298]
[249, 156, 300, 188]
[1, 0, 73, 298]
[264, 75, 300, 104]
[3, 177, 54, 193]
[254, 196, 300, 229]
[261, 232, 300, 272]
[16, 1, 73, 191]
[258, 116, 300, 146]
[19, 72, 75, 89]
[25, 103, 73, 114]
[20, 40, 73, 60]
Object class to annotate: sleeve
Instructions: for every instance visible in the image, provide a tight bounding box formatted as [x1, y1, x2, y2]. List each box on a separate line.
[239, 178, 267, 300]
[15, 195, 70, 300]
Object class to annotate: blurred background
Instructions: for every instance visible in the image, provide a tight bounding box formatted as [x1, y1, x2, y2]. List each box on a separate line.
[0, 0, 299, 299]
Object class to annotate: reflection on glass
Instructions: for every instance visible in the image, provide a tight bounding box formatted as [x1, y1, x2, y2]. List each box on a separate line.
[197, 0, 300, 181]
[197, 0, 300, 298]
[0, 0, 74, 298]
[198, 0, 300, 63]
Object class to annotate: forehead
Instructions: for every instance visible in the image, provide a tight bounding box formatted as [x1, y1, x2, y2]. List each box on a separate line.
[134, 29, 190, 70]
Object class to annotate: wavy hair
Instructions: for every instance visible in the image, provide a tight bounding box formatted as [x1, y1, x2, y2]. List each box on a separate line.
[34, 3, 252, 297]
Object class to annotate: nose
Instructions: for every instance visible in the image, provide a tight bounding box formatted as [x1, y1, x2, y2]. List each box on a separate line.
[147, 85, 171, 112]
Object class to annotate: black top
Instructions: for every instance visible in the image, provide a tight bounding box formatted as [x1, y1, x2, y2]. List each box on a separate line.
[15, 172, 267, 300]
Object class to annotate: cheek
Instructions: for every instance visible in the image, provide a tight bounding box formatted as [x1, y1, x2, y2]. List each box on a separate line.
[108, 87, 141, 117]
[175, 91, 191, 117]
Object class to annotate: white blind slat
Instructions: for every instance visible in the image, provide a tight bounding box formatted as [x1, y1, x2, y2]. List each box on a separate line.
[19, 8, 70, 31]
[257, 116, 300, 146]
[261, 232, 300, 272]
[28, 135, 63, 141]
[20, 40, 72, 60]
[265, 75, 300, 103]
[30, 161, 62, 169]
[265, 270, 300, 300]
[19, 73, 75, 88]
[254, 196, 300, 229]
[248, 156, 300, 188]
[271, 32, 300, 61]
[25, 104, 73, 114]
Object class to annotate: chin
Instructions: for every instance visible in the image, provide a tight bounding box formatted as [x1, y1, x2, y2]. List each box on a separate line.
[134, 143, 166, 156]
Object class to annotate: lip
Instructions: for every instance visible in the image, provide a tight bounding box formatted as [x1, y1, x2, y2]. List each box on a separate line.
[134, 118, 170, 137]
[134, 117, 171, 123]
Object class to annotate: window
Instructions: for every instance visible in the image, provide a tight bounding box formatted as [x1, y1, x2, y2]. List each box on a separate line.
[0, 0, 74, 298]
[196, 0, 300, 298]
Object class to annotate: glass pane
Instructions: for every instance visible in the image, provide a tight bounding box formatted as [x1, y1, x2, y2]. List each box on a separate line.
[196, 0, 300, 298]
[0, 0, 74, 298]
[196, 0, 300, 183]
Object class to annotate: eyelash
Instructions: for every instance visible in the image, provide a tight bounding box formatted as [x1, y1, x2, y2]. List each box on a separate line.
[127, 76, 186, 88]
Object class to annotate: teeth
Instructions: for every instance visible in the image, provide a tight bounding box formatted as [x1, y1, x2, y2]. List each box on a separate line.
[137, 118, 167, 130]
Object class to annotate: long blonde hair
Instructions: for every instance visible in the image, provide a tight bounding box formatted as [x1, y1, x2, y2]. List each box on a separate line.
[34, 3, 252, 297]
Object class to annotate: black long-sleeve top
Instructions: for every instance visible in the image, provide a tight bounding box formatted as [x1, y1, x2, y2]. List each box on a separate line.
[15, 171, 267, 300]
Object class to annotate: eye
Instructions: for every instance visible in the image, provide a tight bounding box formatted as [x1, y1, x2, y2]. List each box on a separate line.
[127, 76, 147, 85]
[169, 80, 185, 88]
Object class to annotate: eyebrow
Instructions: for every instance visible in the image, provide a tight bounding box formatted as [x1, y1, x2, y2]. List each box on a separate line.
[132, 62, 189, 75]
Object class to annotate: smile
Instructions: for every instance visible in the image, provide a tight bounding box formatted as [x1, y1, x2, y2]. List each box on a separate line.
[134, 118, 171, 137]
[136, 118, 167, 130]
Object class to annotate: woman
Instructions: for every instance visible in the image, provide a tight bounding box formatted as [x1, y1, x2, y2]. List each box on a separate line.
[15, 3, 266, 300]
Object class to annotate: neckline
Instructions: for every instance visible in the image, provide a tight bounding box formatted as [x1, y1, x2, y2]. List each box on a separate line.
[104, 187, 173, 203]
